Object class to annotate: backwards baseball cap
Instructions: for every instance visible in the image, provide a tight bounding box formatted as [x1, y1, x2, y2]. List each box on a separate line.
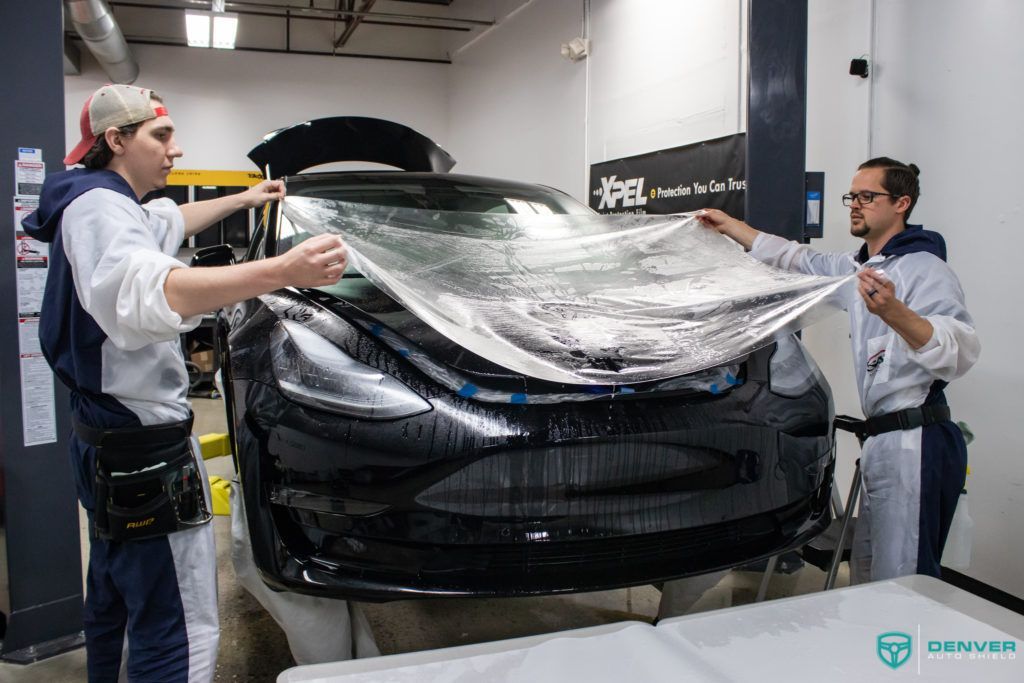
[64, 84, 169, 166]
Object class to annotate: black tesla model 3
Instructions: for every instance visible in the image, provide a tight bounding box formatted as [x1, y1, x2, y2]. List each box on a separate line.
[210, 117, 834, 601]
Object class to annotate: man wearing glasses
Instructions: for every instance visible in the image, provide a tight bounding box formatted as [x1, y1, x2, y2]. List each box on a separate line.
[695, 157, 979, 587]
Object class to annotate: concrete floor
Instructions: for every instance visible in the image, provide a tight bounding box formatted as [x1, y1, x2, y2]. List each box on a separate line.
[1, 397, 849, 681]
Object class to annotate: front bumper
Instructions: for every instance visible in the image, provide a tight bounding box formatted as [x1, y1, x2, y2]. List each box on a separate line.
[230, 375, 834, 601]
[280, 487, 831, 600]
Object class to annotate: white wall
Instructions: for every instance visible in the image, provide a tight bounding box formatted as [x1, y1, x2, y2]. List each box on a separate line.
[446, 0, 746, 202]
[587, 0, 746, 164]
[64, 44, 450, 172]
[446, 0, 587, 198]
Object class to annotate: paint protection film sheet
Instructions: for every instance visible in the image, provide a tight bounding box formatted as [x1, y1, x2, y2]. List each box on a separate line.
[282, 197, 852, 385]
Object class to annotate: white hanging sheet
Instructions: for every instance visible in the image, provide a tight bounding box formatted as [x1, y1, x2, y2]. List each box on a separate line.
[282, 197, 852, 385]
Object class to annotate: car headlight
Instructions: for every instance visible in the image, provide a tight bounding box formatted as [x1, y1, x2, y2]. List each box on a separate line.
[270, 320, 431, 419]
[768, 333, 825, 398]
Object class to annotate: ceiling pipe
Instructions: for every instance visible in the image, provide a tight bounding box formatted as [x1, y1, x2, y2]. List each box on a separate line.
[335, 0, 376, 48]
[64, 0, 139, 84]
[106, 2, 472, 31]
[174, 0, 493, 26]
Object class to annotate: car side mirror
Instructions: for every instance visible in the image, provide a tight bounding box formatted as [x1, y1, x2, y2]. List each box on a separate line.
[191, 244, 236, 268]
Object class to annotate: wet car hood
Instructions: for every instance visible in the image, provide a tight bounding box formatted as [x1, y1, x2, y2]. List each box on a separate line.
[300, 275, 750, 403]
[317, 275, 525, 380]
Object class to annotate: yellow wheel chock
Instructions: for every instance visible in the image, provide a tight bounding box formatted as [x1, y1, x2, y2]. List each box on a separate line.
[208, 476, 231, 516]
[198, 432, 231, 460]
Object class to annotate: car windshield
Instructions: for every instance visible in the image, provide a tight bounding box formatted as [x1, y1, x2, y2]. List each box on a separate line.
[272, 175, 592, 260]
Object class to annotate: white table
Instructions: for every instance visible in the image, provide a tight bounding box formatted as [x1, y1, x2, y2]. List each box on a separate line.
[278, 576, 1024, 682]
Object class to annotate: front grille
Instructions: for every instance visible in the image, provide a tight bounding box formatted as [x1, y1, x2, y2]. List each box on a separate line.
[420, 515, 763, 573]
[414, 437, 766, 518]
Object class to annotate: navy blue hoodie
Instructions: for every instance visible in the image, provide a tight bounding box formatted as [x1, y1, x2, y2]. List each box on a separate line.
[857, 224, 947, 264]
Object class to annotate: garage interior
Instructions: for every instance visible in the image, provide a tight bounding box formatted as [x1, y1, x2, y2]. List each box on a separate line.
[1, 1, 1022, 681]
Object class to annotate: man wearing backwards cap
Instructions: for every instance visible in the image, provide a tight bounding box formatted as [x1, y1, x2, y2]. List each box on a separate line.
[22, 84, 349, 681]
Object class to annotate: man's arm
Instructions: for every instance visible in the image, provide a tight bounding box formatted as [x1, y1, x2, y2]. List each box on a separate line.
[178, 179, 285, 238]
[698, 208, 857, 278]
[164, 233, 347, 318]
[858, 265, 979, 381]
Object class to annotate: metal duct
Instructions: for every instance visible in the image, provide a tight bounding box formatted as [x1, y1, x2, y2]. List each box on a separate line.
[64, 0, 139, 84]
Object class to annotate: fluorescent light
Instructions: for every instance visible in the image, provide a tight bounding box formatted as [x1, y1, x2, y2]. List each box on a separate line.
[505, 198, 555, 215]
[185, 10, 211, 47]
[212, 13, 238, 49]
[186, 6, 237, 50]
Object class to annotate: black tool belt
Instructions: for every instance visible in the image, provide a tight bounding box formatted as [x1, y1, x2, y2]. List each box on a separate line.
[74, 413, 213, 542]
[834, 405, 951, 442]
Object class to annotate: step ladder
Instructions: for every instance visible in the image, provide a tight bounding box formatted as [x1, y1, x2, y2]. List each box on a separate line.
[756, 416, 864, 600]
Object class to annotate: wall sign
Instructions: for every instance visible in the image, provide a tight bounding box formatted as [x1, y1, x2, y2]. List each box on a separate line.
[589, 133, 746, 217]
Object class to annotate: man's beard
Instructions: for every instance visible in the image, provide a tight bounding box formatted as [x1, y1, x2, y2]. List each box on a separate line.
[850, 220, 870, 238]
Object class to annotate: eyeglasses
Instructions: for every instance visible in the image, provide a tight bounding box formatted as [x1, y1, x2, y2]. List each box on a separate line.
[842, 190, 895, 207]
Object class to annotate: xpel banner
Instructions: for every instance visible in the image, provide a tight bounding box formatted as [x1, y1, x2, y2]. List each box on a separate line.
[589, 133, 745, 217]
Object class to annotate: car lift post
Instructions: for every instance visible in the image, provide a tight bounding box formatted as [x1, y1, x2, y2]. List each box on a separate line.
[0, 1, 86, 663]
[745, 0, 808, 243]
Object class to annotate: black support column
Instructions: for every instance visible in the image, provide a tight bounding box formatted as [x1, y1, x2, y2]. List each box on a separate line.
[0, 0, 85, 663]
[746, 0, 808, 241]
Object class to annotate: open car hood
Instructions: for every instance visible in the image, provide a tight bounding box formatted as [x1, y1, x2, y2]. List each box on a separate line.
[248, 116, 456, 178]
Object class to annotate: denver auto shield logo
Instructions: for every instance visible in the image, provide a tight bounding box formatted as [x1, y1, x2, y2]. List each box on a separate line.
[878, 631, 913, 669]
[866, 348, 885, 374]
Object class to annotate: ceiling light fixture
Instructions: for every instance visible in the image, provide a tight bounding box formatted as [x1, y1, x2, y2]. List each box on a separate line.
[185, 10, 211, 47]
[212, 13, 238, 49]
[185, 1, 238, 50]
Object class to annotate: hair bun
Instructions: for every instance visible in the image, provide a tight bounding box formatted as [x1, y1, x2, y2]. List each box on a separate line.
[908, 163, 920, 177]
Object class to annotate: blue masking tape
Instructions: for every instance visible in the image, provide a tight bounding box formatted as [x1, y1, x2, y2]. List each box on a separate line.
[510, 393, 528, 404]
[457, 383, 479, 398]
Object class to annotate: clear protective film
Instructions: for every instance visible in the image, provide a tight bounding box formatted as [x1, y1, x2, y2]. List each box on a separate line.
[282, 197, 854, 385]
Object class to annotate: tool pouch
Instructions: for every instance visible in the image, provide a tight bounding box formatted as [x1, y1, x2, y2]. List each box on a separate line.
[76, 414, 213, 541]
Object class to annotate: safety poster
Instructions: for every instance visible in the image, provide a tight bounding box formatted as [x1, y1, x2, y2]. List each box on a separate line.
[12, 147, 56, 446]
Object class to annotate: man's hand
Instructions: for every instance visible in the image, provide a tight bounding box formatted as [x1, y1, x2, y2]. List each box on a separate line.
[858, 268, 898, 315]
[858, 268, 934, 349]
[273, 234, 348, 288]
[165, 234, 348, 318]
[180, 179, 286, 238]
[695, 209, 761, 250]
[238, 179, 285, 209]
